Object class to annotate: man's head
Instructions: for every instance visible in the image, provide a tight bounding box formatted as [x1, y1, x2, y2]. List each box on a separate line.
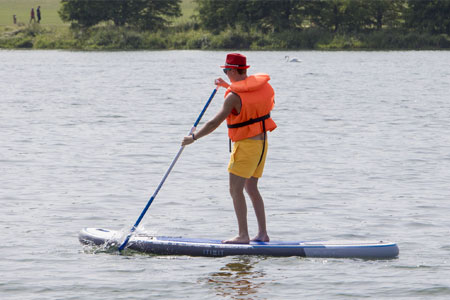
[221, 53, 249, 79]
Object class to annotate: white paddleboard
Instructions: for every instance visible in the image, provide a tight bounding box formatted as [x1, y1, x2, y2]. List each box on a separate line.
[79, 228, 399, 259]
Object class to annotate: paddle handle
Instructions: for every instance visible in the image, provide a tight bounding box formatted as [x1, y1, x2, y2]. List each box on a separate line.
[118, 87, 218, 251]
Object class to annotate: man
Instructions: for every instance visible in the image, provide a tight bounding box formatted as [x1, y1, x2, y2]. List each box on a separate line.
[37, 6, 41, 23]
[182, 53, 276, 244]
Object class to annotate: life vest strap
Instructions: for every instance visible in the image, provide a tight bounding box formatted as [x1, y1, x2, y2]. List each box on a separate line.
[257, 122, 267, 166]
[227, 113, 270, 129]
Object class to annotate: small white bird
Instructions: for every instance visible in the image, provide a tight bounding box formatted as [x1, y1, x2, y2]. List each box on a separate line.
[285, 55, 302, 63]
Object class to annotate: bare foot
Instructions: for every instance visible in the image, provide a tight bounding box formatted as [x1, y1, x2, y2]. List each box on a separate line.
[251, 234, 270, 242]
[222, 236, 250, 244]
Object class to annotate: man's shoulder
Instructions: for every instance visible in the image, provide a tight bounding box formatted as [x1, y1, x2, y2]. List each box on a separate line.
[225, 91, 241, 103]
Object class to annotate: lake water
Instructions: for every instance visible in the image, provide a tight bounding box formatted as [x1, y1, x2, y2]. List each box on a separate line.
[1, 49, 450, 299]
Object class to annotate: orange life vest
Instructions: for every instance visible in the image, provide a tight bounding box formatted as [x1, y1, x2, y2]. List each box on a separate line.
[225, 73, 277, 142]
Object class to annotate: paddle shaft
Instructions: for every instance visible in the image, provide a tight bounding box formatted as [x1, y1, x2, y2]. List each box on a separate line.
[118, 87, 218, 251]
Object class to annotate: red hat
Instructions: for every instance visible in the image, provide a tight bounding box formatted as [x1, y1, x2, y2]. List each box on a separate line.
[221, 53, 250, 69]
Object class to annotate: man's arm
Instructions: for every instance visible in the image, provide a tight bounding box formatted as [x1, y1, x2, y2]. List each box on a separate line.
[182, 93, 240, 146]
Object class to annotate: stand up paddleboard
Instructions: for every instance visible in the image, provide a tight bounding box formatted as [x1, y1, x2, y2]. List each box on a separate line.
[79, 228, 399, 259]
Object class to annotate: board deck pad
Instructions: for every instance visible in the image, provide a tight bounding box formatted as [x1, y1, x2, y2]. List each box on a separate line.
[79, 228, 399, 259]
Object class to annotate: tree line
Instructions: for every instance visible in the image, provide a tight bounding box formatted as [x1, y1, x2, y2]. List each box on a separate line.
[195, 0, 450, 35]
[59, 0, 449, 35]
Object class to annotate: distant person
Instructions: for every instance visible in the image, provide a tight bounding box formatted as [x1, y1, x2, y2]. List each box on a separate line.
[30, 8, 36, 23]
[37, 6, 41, 23]
[13, 14, 17, 25]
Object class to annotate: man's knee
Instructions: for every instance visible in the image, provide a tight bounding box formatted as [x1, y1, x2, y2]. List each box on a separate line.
[244, 178, 259, 195]
[229, 184, 244, 198]
[229, 173, 246, 198]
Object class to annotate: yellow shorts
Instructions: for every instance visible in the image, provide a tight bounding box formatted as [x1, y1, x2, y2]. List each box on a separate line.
[228, 139, 268, 179]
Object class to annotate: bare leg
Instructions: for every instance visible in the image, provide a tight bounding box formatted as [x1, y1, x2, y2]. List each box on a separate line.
[222, 173, 250, 244]
[245, 177, 270, 242]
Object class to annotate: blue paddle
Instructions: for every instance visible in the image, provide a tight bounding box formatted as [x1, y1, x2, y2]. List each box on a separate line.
[118, 87, 219, 251]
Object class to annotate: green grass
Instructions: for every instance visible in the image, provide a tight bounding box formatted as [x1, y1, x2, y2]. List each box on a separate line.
[0, 0, 195, 26]
[177, 0, 196, 23]
[0, 0, 64, 26]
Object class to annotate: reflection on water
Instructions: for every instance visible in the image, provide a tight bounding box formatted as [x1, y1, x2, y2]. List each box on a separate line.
[206, 257, 266, 300]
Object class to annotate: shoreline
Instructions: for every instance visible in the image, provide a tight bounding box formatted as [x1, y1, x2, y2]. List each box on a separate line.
[1, 24, 449, 51]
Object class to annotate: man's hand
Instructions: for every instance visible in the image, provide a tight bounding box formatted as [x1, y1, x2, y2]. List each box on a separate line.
[215, 78, 230, 89]
[182, 134, 195, 146]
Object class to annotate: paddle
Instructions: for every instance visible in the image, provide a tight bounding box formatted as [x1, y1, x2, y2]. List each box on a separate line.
[118, 87, 219, 251]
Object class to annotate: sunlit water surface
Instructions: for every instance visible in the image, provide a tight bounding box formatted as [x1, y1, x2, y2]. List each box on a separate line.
[1, 50, 450, 299]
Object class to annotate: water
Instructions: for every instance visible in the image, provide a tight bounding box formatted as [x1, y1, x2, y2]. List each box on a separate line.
[1, 50, 449, 299]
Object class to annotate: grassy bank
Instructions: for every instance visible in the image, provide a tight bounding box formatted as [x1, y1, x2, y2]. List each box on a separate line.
[0, 0, 449, 51]
[1, 23, 449, 50]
